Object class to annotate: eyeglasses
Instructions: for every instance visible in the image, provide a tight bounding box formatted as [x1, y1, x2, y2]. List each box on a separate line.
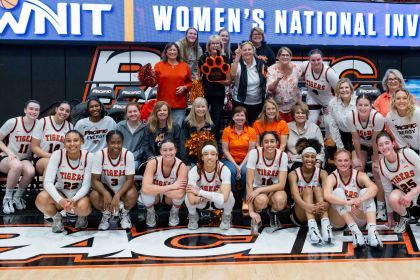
[280, 54, 291, 57]
[387, 78, 400, 82]
[210, 42, 221, 45]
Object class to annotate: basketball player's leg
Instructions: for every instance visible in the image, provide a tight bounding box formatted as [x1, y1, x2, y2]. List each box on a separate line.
[73, 196, 92, 217]
[253, 193, 269, 212]
[214, 192, 235, 230]
[185, 192, 206, 230]
[35, 157, 49, 175]
[121, 186, 138, 210]
[138, 190, 161, 227]
[389, 189, 411, 233]
[11, 160, 36, 211]
[300, 188, 325, 243]
[0, 157, 24, 214]
[269, 190, 287, 212]
[164, 189, 185, 227]
[306, 94, 322, 125]
[372, 165, 386, 220]
[35, 190, 63, 216]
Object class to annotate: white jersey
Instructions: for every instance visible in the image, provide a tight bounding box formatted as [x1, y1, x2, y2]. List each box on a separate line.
[75, 116, 117, 153]
[91, 148, 135, 193]
[386, 108, 420, 151]
[188, 161, 230, 192]
[295, 167, 321, 193]
[32, 116, 73, 155]
[333, 169, 363, 199]
[379, 149, 420, 195]
[43, 149, 92, 202]
[247, 147, 288, 188]
[301, 61, 338, 107]
[349, 109, 385, 147]
[0, 117, 37, 160]
[153, 156, 183, 186]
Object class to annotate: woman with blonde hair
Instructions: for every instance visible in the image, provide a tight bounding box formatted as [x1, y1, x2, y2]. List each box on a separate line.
[267, 46, 302, 122]
[328, 78, 357, 151]
[386, 88, 420, 154]
[176, 27, 203, 79]
[180, 97, 216, 165]
[143, 101, 182, 161]
[253, 98, 288, 151]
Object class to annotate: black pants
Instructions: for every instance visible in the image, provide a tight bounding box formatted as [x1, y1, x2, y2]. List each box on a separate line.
[233, 100, 263, 125]
[206, 96, 225, 141]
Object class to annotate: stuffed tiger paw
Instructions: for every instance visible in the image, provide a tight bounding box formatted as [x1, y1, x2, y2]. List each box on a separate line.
[200, 51, 230, 82]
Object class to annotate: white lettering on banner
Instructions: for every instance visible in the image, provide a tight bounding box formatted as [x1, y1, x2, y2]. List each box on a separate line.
[0, 0, 112, 36]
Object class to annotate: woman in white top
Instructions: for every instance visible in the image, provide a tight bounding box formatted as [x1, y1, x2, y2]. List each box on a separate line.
[386, 89, 420, 154]
[246, 131, 288, 234]
[328, 78, 357, 151]
[31, 101, 73, 175]
[140, 139, 188, 227]
[323, 149, 381, 248]
[185, 141, 234, 230]
[35, 130, 92, 233]
[0, 100, 40, 214]
[377, 131, 420, 234]
[267, 46, 302, 123]
[75, 98, 117, 153]
[288, 138, 332, 244]
[91, 130, 137, 230]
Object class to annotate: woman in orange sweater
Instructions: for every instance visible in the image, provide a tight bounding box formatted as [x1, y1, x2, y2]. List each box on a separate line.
[154, 43, 192, 128]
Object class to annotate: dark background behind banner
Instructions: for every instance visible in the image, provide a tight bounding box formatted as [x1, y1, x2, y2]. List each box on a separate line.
[0, 43, 419, 124]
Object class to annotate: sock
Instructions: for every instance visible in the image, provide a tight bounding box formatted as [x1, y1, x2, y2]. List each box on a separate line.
[349, 223, 362, 235]
[321, 217, 331, 227]
[102, 210, 111, 216]
[147, 207, 155, 213]
[171, 205, 180, 212]
[366, 223, 376, 234]
[53, 212, 62, 221]
[4, 188, 13, 199]
[377, 201, 385, 209]
[308, 219, 317, 228]
[14, 186, 25, 198]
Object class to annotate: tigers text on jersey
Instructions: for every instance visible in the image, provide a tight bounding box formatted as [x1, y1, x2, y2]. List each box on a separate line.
[301, 61, 338, 107]
[247, 147, 288, 188]
[379, 149, 420, 195]
[295, 167, 321, 193]
[92, 148, 135, 193]
[32, 116, 73, 155]
[152, 156, 183, 187]
[349, 109, 385, 147]
[188, 161, 230, 192]
[333, 169, 364, 199]
[52, 149, 90, 199]
[0, 117, 37, 160]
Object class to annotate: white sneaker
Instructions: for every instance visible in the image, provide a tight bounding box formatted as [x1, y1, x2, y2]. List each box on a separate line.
[250, 219, 260, 236]
[309, 226, 323, 244]
[351, 231, 365, 248]
[12, 196, 26, 210]
[146, 208, 157, 227]
[376, 207, 387, 221]
[2, 198, 15, 214]
[394, 216, 410, 234]
[168, 208, 180, 226]
[120, 209, 132, 229]
[367, 230, 383, 247]
[52, 214, 64, 233]
[188, 213, 199, 230]
[321, 223, 334, 243]
[75, 216, 88, 229]
[99, 212, 111, 230]
[219, 213, 231, 230]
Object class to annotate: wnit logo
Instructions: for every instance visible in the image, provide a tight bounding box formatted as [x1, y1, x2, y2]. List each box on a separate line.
[0, 0, 112, 36]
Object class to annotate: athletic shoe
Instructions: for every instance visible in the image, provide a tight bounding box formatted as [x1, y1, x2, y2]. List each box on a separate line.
[75, 216, 88, 229]
[367, 230, 383, 247]
[2, 198, 15, 214]
[321, 223, 334, 243]
[146, 208, 157, 227]
[309, 226, 323, 244]
[351, 231, 365, 248]
[250, 219, 260, 236]
[52, 214, 64, 233]
[219, 213, 232, 230]
[376, 207, 387, 222]
[187, 213, 199, 230]
[267, 209, 280, 228]
[98, 212, 111, 230]
[119, 209, 132, 229]
[168, 208, 180, 227]
[12, 196, 26, 210]
[394, 216, 410, 234]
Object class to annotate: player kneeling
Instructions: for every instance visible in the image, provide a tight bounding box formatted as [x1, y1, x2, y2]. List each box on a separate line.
[324, 149, 382, 248]
[288, 138, 333, 244]
[139, 140, 187, 227]
[247, 131, 288, 235]
[35, 130, 92, 232]
[186, 141, 235, 230]
[90, 131, 138, 230]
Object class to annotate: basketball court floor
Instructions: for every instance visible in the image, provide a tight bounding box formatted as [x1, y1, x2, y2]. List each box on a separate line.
[1, 208, 420, 279]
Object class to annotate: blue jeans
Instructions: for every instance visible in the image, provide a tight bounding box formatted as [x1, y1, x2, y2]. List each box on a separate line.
[172, 109, 187, 128]
[222, 159, 247, 198]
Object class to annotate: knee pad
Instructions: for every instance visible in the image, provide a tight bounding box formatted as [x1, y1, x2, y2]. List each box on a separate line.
[172, 196, 185, 207]
[360, 188, 376, 213]
[139, 192, 156, 207]
[214, 192, 235, 212]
